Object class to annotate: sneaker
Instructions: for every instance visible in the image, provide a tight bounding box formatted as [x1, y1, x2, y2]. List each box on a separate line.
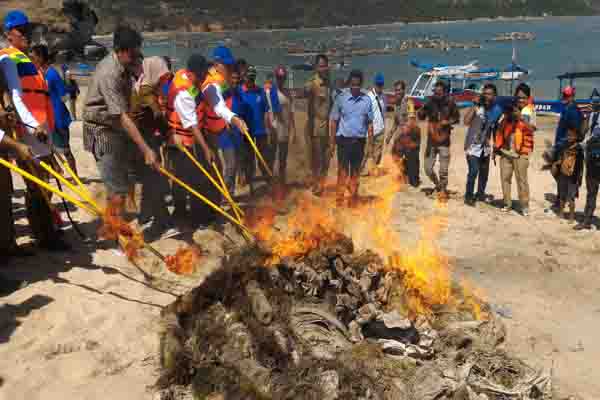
[0, 277, 29, 297]
[39, 238, 71, 252]
[143, 220, 182, 242]
[501, 206, 511, 213]
[574, 221, 592, 231]
[476, 193, 492, 203]
[160, 226, 182, 240]
[464, 196, 476, 207]
[522, 208, 529, 217]
[5, 245, 35, 258]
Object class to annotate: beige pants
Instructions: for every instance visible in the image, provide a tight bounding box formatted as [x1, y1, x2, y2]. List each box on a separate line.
[500, 155, 530, 209]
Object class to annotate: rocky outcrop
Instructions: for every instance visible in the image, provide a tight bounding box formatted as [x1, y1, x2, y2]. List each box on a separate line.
[30, 0, 106, 61]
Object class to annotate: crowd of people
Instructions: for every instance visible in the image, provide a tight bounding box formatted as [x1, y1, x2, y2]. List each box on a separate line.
[2, 10, 600, 285]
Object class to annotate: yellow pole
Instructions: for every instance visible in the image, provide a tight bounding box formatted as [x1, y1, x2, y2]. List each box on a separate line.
[59, 155, 87, 192]
[177, 144, 243, 216]
[240, 127, 273, 177]
[159, 166, 252, 236]
[0, 157, 98, 216]
[39, 161, 103, 214]
[210, 161, 253, 242]
[211, 161, 244, 221]
[6, 158, 169, 264]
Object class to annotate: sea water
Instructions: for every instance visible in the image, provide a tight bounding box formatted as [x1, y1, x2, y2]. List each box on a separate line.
[141, 16, 600, 100]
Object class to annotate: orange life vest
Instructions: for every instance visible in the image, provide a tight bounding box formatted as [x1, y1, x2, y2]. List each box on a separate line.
[0, 47, 54, 134]
[199, 67, 229, 134]
[494, 111, 535, 155]
[166, 69, 204, 147]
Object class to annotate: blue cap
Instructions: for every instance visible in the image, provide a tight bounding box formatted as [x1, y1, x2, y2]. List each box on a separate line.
[4, 10, 29, 31]
[374, 72, 385, 86]
[211, 45, 235, 65]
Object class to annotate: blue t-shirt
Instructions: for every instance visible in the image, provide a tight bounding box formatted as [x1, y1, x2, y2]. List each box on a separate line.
[45, 66, 74, 130]
[554, 102, 582, 152]
[241, 84, 281, 137]
[218, 87, 249, 149]
[330, 88, 374, 138]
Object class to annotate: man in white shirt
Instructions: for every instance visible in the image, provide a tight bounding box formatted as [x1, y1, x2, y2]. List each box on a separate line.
[362, 72, 387, 175]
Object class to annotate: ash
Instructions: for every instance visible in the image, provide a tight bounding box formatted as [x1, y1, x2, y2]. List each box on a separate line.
[156, 234, 551, 400]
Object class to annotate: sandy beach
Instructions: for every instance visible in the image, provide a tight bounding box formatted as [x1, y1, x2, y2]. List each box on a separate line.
[1, 109, 599, 399]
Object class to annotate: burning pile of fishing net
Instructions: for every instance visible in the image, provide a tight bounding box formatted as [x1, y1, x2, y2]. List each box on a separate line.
[155, 231, 551, 400]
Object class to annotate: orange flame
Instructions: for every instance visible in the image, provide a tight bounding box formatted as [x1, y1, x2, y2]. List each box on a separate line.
[97, 197, 145, 261]
[248, 192, 342, 265]
[248, 154, 486, 320]
[165, 246, 202, 275]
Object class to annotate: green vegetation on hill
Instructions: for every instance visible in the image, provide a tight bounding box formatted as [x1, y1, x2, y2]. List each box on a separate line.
[83, 0, 597, 33]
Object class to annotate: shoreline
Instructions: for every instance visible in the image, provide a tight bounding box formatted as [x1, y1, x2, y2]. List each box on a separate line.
[93, 14, 559, 41]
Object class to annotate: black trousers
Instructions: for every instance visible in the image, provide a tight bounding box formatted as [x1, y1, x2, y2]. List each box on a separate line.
[167, 140, 221, 226]
[273, 140, 289, 183]
[336, 136, 366, 198]
[466, 154, 490, 199]
[136, 135, 170, 225]
[399, 149, 421, 187]
[584, 162, 600, 218]
[241, 135, 273, 185]
[0, 164, 15, 251]
[17, 159, 56, 245]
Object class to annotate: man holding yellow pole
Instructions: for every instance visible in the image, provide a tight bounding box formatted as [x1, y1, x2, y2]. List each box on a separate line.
[0, 113, 34, 263]
[0, 131, 33, 294]
[82, 25, 159, 220]
[166, 49, 248, 230]
[198, 46, 249, 212]
[1, 10, 69, 252]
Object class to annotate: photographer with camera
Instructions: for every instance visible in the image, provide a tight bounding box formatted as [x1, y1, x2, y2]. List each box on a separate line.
[463, 83, 503, 206]
[573, 99, 600, 230]
[493, 83, 536, 216]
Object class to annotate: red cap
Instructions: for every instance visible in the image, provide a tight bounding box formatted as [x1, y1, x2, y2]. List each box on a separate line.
[562, 86, 576, 98]
[274, 65, 287, 77]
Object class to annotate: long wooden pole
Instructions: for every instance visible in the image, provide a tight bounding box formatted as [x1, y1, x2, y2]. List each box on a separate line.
[0, 157, 98, 216]
[240, 127, 273, 177]
[211, 161, 254, 242]
[211, 161, 243, 221]
[38, 161, 103, 214]
[159, 166, 252, 237]
[177, 144, 243, 216]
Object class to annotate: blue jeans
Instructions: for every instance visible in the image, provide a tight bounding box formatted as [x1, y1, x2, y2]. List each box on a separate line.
[466, 154, 490, 199]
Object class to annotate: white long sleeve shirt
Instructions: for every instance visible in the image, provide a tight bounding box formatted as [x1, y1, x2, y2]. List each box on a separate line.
[368, 88, 386, 136]
[0, 54, 39, 133]
[203, 83, 235, 124]
[173, 83, 237, 131]
[173, 89, 199, 129]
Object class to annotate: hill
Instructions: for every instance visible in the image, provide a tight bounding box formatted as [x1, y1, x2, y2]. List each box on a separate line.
[2, 0, 599, 34]
[84, 0, 598, 33]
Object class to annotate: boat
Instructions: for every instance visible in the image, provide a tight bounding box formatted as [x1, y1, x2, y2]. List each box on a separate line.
[534, 71, 600, 116]
[397, 59, 529, 109]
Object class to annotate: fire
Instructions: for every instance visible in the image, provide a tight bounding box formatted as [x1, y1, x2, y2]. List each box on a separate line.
[97, 197, 145, 260]
[165, 246, 202, 275]
[248, 153, 486, 320]
[248, 193, 342, 265]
